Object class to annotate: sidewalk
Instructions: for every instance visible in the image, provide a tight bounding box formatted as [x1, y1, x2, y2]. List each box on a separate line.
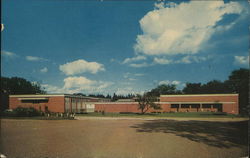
[75, 116, 248, 122]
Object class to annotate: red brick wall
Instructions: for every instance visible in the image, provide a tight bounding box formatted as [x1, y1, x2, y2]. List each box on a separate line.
[160, 95, 238, 102]
[9, 96, 65, 113]
[160, 95, 239, 114]
[47, 97, 65, 113]
[223, 103, 238, 114]
[95, 103, 170, 113]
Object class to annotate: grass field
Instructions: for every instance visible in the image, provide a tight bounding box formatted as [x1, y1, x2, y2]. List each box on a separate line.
[75, 112, 244, 118]
[0, 118, 248, 158]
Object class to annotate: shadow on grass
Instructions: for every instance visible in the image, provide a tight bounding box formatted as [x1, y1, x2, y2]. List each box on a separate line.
[130, 120, 248, 148]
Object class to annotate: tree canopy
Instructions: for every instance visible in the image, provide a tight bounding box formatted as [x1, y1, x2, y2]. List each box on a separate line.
[149, 84, 181, 96]
[182, 68, 249, 115]
[1, 77, 46, 95]
[136, 93, 161, 114]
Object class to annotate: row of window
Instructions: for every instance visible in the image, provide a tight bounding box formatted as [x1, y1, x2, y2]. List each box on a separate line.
[170, 104, 222, 108]
[21, 100, 48, 103]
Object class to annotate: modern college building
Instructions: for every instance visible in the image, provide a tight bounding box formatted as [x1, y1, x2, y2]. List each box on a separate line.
[9, 93, 239, 114]
[9, 94, 110, 113]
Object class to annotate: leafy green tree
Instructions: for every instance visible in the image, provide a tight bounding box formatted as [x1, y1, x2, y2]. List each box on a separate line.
[136, 93, 161, 114]
[182, 83, 203, 94]
[1, 77, 45, 94]
[182, 68, 249, 115]
[149, 84, 181, 96]
[1, 76, 46, 111]
[225, 68, 249, 115]
[112, 93, 118, 101]
[202, 80, 231, 94]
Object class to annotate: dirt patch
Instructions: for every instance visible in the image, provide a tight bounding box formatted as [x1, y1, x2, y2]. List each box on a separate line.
[0, 119, 248, 158]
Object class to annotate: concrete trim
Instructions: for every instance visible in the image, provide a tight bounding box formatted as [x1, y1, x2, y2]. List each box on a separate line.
[160, 94, 238, 97]
[95, 101, 236, 104]
[158, 102, 236, 104]
[18, 97, 49, 100]
[95, 102, 139, 104]
[10, 94, 66, 97]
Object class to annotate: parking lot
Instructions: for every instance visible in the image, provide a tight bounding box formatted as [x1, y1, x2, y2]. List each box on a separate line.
[0, 118, 248, 158]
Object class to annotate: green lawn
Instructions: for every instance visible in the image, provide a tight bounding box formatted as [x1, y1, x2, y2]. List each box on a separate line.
[75, 112, 243, 118]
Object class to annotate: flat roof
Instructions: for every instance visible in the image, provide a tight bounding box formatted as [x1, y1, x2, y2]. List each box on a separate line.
[9, 94, 110, 100]
[160, 94, 238, 97]
[10, 94, 66, 97]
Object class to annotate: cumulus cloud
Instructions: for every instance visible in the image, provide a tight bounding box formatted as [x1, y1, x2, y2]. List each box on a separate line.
[42, 76, 113, 94]
[26, 56, 48, 61]
[1, 51, 18, 58]
[159, 80, 185, 89]
[40, 67, 48, 73]
[42, 84, 64, 94]
[115, 87, 145, 95]
[134, 1, 243, 56]
[63, 76, 95, 90]
[122, 56, 147, 64]
[153, 57, 173, 64]
[59, 59, 105, 75]
[153, 55, 209, 65]
[159, 80, 181, 85]
[234, 56, 249, 66]
[123, 72, 145, 81]
[129, 62, 150, 68]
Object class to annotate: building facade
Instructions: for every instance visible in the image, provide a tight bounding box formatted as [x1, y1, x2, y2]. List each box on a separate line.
[95, 94, 239, 114]
[9, 94, 110, 113]
[9, 94, 239, 114]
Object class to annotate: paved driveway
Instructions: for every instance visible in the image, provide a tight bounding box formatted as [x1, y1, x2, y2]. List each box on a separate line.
[0, 119, 248, 158]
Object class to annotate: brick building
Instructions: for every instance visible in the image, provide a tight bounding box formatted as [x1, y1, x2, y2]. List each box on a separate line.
[9, 94, 110, 113]
[96, 94, 239, 114]
[9, 93, 239, 114]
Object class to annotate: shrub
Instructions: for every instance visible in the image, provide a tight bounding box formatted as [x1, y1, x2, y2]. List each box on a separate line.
[13, 107, 41, 117]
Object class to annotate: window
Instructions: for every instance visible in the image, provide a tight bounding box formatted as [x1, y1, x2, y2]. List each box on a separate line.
[181, 104, 190, 108]
[190, 104, 199, 108]
[171, 104, 179, 108]
[21, 100, 48, 104]
[202, 104, 211, 108]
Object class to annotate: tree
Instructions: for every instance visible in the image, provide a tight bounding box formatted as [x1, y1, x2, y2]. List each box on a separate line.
[202, 80, 231, 94]
[181, 68, 249, 115]
[225, 68, 249, 115]
[149, 84, 181, 96]
[136, 93, 161, 114]
[1, 76, 46, 111]
[182, 83, 203, 94]
[1, 77, 46, 95]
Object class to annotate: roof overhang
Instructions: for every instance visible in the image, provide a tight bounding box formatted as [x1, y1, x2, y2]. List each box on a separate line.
[18, 98, 49, 101]
[160, 94, 238, 97]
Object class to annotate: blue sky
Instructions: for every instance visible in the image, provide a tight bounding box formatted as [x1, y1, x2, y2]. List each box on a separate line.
[1, 0, 249, 95]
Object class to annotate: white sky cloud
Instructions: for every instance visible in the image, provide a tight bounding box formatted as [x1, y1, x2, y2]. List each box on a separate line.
[159, 80, 181, 86]
[153, 57, 173, 64]
[26, 56, 48, 61]
[59, 59, 105, 75]
[40, 67, 48, 73]
[158, 80, 185, 90]
[153, 56, 209, 65]
[42, 76, 113, 94]
[122, 55, 147, 64]
[134, 1, 243, 56]
[1, 51, 18, 58]
[234, 56, 249, 66]
[129, 62, 150, 68]
[63, 76, 95, 89]
[115, 87, 145, 95]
